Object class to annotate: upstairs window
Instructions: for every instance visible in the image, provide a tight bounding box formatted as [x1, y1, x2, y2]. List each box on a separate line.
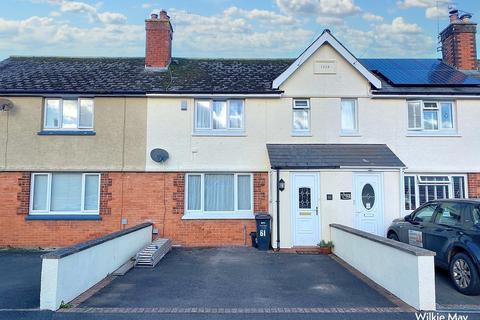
[44, 98, 94, 130]
[195, 100, 244, 134]
[341, 99, 358, 134]
[407, 101, 454, 132]
[292, 99, 310, 134]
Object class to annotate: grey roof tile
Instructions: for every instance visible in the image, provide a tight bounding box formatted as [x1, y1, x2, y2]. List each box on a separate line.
[267, 144, 405, 169]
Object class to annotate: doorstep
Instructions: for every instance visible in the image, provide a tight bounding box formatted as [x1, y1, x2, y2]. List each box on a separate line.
[276, 247, 331, 254]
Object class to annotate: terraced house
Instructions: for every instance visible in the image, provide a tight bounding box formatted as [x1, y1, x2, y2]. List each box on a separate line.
[1, 9, 480, 249]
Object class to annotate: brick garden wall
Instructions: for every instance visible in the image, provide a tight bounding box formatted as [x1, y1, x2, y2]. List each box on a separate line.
[0, 172, 269, 248]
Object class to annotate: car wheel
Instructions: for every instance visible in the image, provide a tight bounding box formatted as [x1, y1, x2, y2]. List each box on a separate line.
[387, 232, 399, 241]
[449, 253, 480, 295]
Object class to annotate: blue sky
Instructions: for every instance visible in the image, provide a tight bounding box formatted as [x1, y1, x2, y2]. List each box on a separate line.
[0, 0, 479, 60]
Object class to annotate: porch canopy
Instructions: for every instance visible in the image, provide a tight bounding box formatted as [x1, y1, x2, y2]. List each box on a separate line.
[267, 144, 405, 169]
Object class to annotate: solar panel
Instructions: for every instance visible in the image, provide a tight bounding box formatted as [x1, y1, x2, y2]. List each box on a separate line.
[359, 59, 480, 86]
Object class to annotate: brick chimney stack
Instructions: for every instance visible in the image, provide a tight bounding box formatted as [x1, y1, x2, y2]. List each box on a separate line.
[145, 10, 173, 71]
[440, 8, 478, 71]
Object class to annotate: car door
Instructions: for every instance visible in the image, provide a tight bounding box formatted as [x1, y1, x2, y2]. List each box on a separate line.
[427, 202, 468, 267]
[403, 203, 438, 248]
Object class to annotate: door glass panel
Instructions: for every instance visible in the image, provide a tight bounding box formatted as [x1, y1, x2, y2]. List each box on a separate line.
[298, 187, 311, 209]
[361, 183, 375, 210]
[435, 202, 464, 227]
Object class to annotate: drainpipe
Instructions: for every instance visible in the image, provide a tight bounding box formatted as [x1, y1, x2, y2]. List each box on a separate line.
[399, 167, 405, 218]
[276, 168, 281, 251]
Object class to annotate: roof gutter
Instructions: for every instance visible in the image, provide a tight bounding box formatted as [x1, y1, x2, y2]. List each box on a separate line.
[371, 93, 480, 99]
[146, 93, 283, 98]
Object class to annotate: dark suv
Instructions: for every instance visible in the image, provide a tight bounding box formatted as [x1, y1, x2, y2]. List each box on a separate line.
[387, 199, 480, 295]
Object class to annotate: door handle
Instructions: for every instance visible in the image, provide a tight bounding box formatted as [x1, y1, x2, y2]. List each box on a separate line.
[418, 226, 425, 229]
[315, 207, 319, 216]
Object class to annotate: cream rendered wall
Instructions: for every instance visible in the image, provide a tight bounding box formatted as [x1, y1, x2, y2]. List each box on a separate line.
[0, 97, 146, 171]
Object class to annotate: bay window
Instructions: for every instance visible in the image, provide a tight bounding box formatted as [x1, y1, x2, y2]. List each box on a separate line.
[404, 174, 467, 211]
[292, 99, 310, 134]
[194, 99, 244, 133]
[44, 98, 94, 130]
[185, 173, 253, 219]
[30, 173, 100, 215]
[407, 100, 455, 133]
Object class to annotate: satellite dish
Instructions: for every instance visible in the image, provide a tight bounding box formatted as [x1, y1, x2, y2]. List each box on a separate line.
[150, 148, 169, 163]
[0, 98, 13, 112]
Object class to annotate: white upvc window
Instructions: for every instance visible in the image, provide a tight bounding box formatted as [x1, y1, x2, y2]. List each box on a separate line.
[407, 100, 455, 132]
[341, 98, 358, 134]
[404, 174, 467, 211]
[30, 172, 100, 215]
[44, 98, 94, 130]
[184, 173, 254, 219]
[292, 99, 310, 134]
[194, 99, 244, 134]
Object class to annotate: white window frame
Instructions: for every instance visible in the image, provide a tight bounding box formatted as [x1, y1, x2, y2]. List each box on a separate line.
[29, 172, 101, 215]
[292, 99, 311, 135]
[407, 100, 456, 133]
[43, 98, 94, 131]
[193, 99, 245, 135]
[340, 98, 359, 134]
[184, 173, 254, 220]
[403, 174, 468, 213]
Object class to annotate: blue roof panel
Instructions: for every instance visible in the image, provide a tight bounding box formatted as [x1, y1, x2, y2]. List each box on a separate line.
[359, 59, 480, 86]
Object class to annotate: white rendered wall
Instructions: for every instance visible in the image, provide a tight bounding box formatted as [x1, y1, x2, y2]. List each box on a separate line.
[331, 225, 436, 311]
[40, 225, 152, 310]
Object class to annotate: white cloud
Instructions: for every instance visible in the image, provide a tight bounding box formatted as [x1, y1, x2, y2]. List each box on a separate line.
[377, 17, 422, 34]
[362, 13, 384, 22]
[425, 6, 448, 19]
[276, 0, 361, 16]
[166, 8, 313, 57]
[336, 17, 434, 57]
[397, 0, 451, 20]
[35, 0, 127, 24]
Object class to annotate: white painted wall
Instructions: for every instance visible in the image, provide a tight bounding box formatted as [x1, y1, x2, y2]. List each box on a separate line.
[331, 225, 436, 311]
[270, 169, 401, 249]
[40, 225, 152, 310]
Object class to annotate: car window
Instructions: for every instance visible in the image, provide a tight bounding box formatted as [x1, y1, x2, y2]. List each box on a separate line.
[412, 204, 437, 223]
[473, 206, 480, 225]
[434, 202, 465, 227]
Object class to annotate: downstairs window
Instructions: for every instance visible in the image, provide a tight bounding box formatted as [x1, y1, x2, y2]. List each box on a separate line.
[185, 173, 254, 219]
[404, 174, 467, 211]
[30, 173, 100, 215]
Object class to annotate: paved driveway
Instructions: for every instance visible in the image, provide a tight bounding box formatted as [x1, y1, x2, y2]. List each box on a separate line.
[81, 247, 398, 310]
[0, 250, 43, 309]
[436, 268, 480, 311]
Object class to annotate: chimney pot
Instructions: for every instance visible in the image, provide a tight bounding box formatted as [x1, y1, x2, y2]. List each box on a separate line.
[150, 13, 158, 20]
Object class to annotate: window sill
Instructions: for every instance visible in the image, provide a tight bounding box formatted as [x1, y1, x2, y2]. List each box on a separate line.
[26, 214, 101, 221]
[182, 212, 255, 220]
[339, 132, 361, 137]
[406, 132, 461, 137]
[291, 132, 312, 137]
[192, 131, 246, 137]
[38, 130, 96, 136]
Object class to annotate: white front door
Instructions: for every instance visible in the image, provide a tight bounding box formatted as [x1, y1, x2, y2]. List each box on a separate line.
[354, 173, 384, 236]
[292, 173, 320, 246]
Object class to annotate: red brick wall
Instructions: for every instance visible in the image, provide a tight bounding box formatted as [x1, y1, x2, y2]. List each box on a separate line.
[145, 11, 172, 69]
[467, 173, 480, 198]
[0, 172, 269, 248]
[441, 23, 478, 70]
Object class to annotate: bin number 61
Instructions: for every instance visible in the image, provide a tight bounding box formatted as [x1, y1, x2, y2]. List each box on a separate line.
[259, 230, 266, 237]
